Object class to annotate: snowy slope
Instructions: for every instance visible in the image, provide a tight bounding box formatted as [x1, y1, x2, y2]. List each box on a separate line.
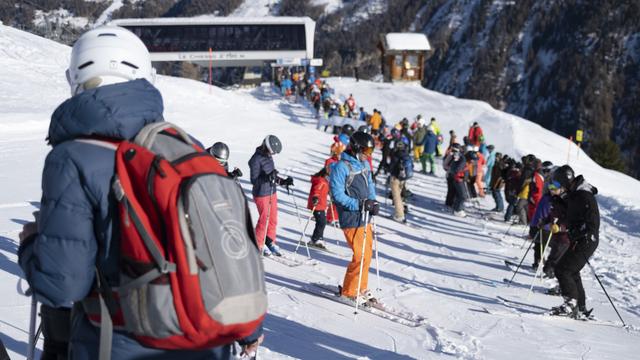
[1, 25, 640, 360]
[327, 78, 640, 214]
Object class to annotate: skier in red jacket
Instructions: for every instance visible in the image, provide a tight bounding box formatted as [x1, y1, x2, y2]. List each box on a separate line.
[308, 168, 331, 248]
[468, 122, 484, 147]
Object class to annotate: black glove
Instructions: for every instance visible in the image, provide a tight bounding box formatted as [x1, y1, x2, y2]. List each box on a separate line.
[229, 168, 243, 179]
[364, 199, 380, 216]
[312, 196, 319, 206]
[267, 170, 279, 183]
[280, 176, 294, 187]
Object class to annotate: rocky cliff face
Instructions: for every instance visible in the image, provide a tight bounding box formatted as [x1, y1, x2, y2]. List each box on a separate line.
[3, 0, 638, 177]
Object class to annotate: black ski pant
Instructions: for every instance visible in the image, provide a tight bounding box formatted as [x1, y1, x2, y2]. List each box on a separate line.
[533, 229, 542, 267]
[445, 175, 455, 207]
[547, 233, 571, 267]
[504, 196, 517, 222]
[467, 177, 477, 198]
[554, 239, 599, 309]
[374, 155, 389, 178]
[41, 304, 71, 360]
[0, 338, 8, 360]
[311, 210, 327, 241]
[453, 181, 467, 212]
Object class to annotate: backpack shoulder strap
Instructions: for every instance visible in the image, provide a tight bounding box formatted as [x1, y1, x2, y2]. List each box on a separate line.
[134, 121, 192, 149]
[75, 138, 118, 151]
[344, 160, 369, 190]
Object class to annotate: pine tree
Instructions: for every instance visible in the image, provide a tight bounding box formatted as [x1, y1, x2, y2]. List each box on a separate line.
[589, 139, 627, 173]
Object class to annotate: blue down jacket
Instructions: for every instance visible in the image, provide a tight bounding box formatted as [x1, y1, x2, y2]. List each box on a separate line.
[248, 146, 276, 197]
[329, 152, 376, 228]
[18, 79, 261, 359]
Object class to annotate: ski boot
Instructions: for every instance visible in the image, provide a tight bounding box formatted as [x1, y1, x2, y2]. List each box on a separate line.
[550, 297, 578, 317]
[265, 237, 282, 257]
[545, 284, 561, 296]
[262, 246, 272, 257]
[392, 215, 406, 224]
[361, 289, 378, 305]
[310, 239, 327, 249]
[575, 307, 595, 320]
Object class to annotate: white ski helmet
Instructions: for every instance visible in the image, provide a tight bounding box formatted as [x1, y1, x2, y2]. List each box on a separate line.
[66, 26, 155, 95]
[263, 135, 282, 155]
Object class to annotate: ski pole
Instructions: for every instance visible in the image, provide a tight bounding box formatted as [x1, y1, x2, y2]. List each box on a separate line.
[528, 219, 557, 296]
[328, 198, 340, 245]
[286, 185, 303, 224]
[294, 205, 315, 259]
[27, 295, 37, 360]
[521, 227, 539, 250]
[539, 228, 544, 258]
[505, 215, 517, 236]
[372, 216, 381, 292]
[585, 258, 627, 327]
[505, 238, 535, 287]
[354, 209, 370, 317]
[505, 221, 514, 236]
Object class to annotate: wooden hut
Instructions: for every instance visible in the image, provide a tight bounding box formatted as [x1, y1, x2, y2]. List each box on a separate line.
[379, 33, 431, 83]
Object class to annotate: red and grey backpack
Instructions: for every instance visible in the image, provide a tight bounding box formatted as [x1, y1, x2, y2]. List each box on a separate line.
[80, 122, 266, 359]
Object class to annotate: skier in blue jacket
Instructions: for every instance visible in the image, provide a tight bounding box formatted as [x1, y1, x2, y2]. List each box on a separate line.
[330, 132, 379, 302]
[420, 125, 438, 175]
[18, 26, 263, 360]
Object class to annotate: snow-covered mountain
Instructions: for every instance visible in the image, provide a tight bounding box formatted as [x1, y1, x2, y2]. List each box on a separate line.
[3, 1, 638, 178]
[2, 24, 640, 360]
[312, 0, 640, 179]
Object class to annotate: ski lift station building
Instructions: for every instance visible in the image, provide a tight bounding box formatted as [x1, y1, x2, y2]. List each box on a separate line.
[111, 17, 317, 68]
[379, 33, 431, 83]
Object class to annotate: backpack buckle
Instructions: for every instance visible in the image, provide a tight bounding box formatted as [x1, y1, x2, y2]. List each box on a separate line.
[160, 262, 176, 274]
[112, 178, 125, 202]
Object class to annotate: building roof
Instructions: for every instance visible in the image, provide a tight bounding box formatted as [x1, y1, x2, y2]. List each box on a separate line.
[111, 16, 314, 26]
[383, 33, 431, 51]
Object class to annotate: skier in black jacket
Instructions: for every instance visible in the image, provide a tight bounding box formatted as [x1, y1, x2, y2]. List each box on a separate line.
[548, 165, 600, 319]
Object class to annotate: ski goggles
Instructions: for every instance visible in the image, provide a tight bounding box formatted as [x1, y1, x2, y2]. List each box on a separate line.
[547, 180, 562, 191]
[362, 146, 374, 156]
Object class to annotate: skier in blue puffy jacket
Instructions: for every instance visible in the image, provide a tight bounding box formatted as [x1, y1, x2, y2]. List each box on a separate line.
[18, 26, 263, 360]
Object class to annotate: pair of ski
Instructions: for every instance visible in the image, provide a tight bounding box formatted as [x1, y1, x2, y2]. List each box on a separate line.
[484, 296, 625, 329]
[263, 243, 348, 267]
[498, 263, 630, 329]
[301, 283, 426, 328]
[263, 252, 317, 267]
[306, 241, 349, 258]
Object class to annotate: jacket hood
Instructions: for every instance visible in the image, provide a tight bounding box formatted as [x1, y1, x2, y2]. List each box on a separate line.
[573, 175, 598, 195]
[340, 151, 362, 166]
[48, 79, 163, 146]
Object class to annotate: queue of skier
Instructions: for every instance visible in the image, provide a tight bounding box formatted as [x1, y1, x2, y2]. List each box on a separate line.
[13, 25, 607, 360]
[270, 71, 604, 321]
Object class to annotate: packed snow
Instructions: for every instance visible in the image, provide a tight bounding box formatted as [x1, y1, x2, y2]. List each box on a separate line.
[1, 24, 639, 359]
